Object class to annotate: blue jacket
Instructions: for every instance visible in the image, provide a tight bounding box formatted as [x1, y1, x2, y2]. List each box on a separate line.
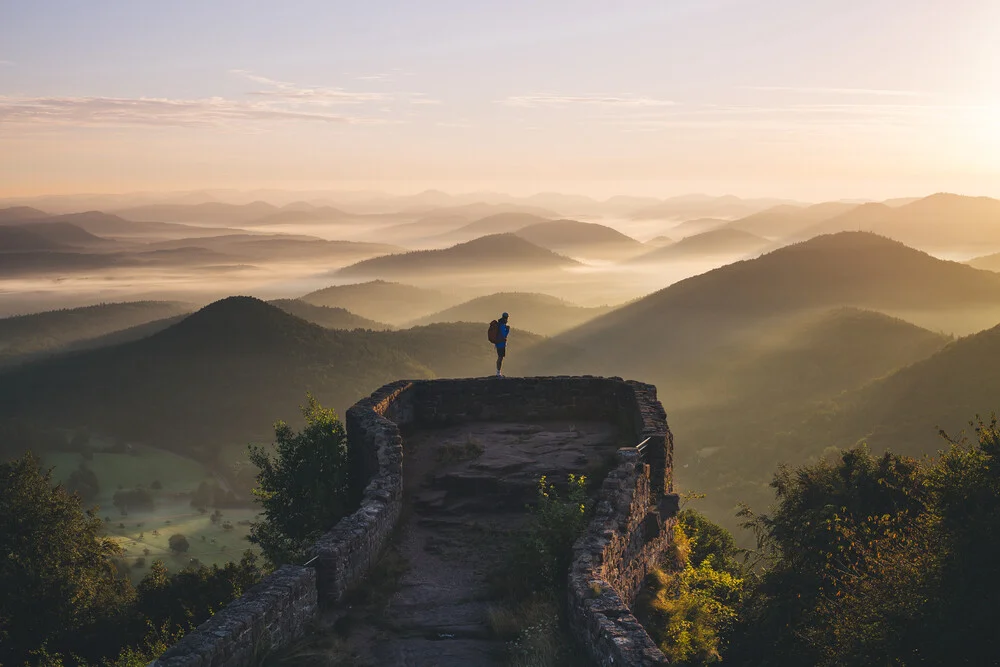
[496, 322, 510, 347]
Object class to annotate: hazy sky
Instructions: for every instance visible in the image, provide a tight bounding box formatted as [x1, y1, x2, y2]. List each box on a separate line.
[1, 0, 999, 200]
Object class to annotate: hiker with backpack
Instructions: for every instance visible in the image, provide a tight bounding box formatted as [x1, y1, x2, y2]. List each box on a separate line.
[487, 312, 510, 377]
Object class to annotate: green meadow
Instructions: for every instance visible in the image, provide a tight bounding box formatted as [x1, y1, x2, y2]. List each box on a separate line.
[46, 443, 260, 583]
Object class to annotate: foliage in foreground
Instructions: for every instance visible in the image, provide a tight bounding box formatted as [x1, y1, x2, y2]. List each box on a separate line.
[247, 394, 352, 566]
[492, 474, 592, 667]
[0, 453, 265, 667]
[730, 415, 1000, 666]
[635, 510, 744, 665]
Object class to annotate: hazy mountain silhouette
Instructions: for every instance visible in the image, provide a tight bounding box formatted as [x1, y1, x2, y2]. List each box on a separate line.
[0, 222, 116, 252]
[408, 292, 612, 336]
[0, 211, 243, 240]
[629, 194, 795, 221]
[670, 307, 952, 530]
[644, 236, 674, 248]
[0, 297, 543, 453]
[530, 232, 1000, 382]
[513, 220, 643, 259]
[243, 206, 353, 226]
[792, 193, 1000, 251]
[627, 228, 769, 263]
[798, 321, 1000, 456]
[115, 201, 280, 225]
[268, 299, 391, 330]
[299, 280, 456, 324]
[0, 301, 192, 366]
[335, 234, 580, 279]
[428, 212, 551, 244]
[143, 233, 400, 262]
[966, 251, 1000, 272]
[0, 206, 51, 223]
[376, 203, 559, 242]
[725, 201, 859, 238]
[666, 217, 728, 238]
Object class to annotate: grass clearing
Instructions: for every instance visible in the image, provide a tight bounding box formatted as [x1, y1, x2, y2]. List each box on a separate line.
[44, 444, 259, 583]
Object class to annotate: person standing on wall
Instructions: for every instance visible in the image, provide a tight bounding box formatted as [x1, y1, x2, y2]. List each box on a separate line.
[487, 312, 511, 377]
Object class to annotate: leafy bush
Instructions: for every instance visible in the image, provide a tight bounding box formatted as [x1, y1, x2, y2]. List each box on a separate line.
[248, 394, 351, 565]
[635, 512, 744, 665]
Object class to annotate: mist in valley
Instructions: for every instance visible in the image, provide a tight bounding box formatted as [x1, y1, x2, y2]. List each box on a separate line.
[5, 2, 1000, 665]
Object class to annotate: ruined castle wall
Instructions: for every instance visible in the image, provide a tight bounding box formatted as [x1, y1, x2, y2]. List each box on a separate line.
[313, 380, 414, 604]
[149, 376, 674, 667]
[148, 566, 317, 667]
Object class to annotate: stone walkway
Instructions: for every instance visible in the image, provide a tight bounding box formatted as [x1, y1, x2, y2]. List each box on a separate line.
[277, 420, 623, 667]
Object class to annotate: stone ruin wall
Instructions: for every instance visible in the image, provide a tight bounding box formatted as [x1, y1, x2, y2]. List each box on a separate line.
[149, 376, 676, 667]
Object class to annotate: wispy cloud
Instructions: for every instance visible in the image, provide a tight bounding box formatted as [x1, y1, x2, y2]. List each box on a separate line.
[0, 70, 440, 128]
[0, 60, 13, 66]
[501, 93, 676, 108]
[231, 70, 388, 104]
[744, 85, 923, 97]
[0, 95, 399, 128]
[232, 69, 438, 105]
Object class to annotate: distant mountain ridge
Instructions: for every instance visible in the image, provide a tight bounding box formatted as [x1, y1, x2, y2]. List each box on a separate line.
[335, 233, 580, 279]
[408, 291, 613, 336]
[300, 280, 456, 324]
[628, 228, 768, 263]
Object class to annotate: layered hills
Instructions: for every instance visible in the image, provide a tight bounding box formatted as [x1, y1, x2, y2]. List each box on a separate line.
[268, 299, 391, 330]
[335, 234, 579, 279]
[299, 280, 455, 325]
[0, 298, 544, 458]
[513, 220, 643, 259]
[0, 301, 192, 365]
[409, 292, 612, 336]
[628, 228, 768, 263]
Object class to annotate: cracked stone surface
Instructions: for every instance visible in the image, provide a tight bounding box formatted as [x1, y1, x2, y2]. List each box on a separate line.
[326, 420, 624, 667]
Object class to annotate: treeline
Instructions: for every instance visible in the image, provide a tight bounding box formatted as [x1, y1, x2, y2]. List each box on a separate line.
[0, 454, 264, 667]
[638, 414, 1000, 666]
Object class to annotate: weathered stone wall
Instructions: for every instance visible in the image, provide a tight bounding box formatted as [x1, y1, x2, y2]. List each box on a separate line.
[568, 448, 678, 666]
[312, 380, 414, 604]
[149, 376, 675, 667]
[148, 566, 317, 667]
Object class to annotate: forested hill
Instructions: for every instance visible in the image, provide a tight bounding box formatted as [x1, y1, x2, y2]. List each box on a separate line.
[0, 297, 544, 460]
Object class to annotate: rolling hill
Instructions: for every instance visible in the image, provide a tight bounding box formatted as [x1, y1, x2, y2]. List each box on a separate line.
[267, 299, 391, 330]
[0, 301, 193, 366]
[408, 292, 613, 336]
[0, 222, 116, 252]
[627, 228, 769, 263]
[530, 232, 1000, 383]
[335, 234, 580, 279]
[513, 220, 643, 259]
[629, 194, 794, 221]
[299, 280, 456, 324]
[725, 201, 859, 239]
[0, 211, 244, 240]
[115, 201, 280, 225]
[243, 206, 354, 226]
[666, 307, 953, 532]
[792, 193, 1000, 252]
[0, 206, 51, 223]
[428, 212, 551, 245]
[800, 321, 1000, 457]
[374, 203, 559, 243]
[0, 298, 544, 459]
[666, 218, 728, 238]
[966, 251, 1000, 272]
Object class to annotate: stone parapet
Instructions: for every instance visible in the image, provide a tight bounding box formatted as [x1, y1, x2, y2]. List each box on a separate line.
[148, 376, 674, 667]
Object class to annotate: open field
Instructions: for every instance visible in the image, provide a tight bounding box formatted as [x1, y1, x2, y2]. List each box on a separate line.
[46, 444, 260, 583]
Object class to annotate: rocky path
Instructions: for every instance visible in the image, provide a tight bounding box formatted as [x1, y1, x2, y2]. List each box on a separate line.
[297, 420, 623, 667]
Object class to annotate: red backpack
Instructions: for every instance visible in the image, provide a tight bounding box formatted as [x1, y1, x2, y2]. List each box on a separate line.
[487, 320, 500, 344]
